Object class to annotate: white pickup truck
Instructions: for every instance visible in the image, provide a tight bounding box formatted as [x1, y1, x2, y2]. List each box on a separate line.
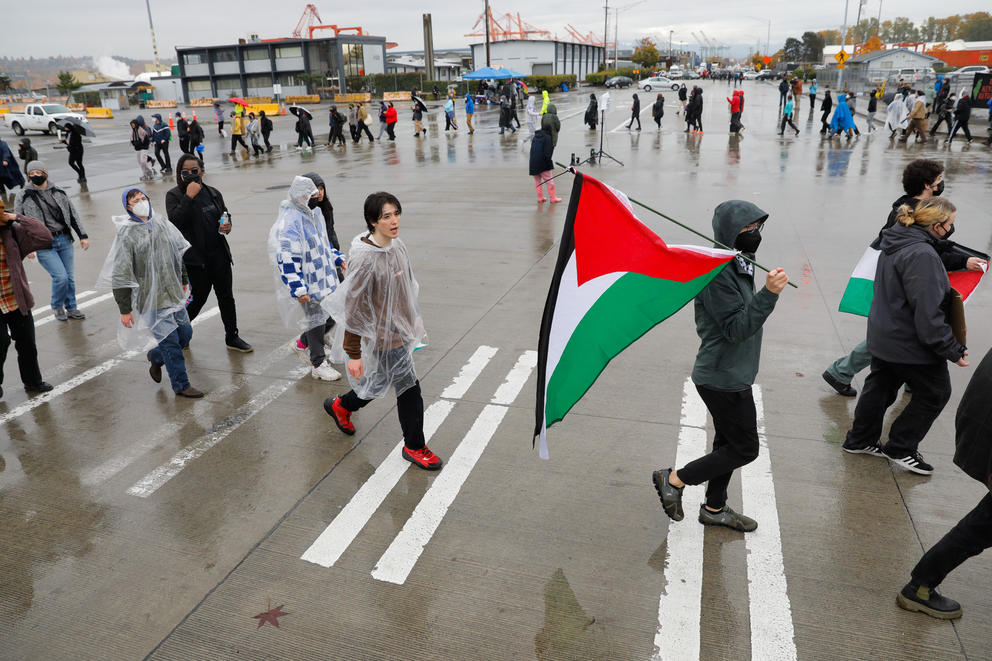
[2, 103, 89, 136]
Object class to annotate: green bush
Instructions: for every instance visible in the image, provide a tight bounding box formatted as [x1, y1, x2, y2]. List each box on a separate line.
[346, 74, 474, 96]
[520, 74, 577, 90]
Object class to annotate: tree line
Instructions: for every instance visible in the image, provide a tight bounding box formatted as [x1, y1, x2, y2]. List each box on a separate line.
[817, 12, 992, 46]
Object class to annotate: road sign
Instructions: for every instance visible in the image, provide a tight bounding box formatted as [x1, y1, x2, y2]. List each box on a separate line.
[756, 63, 762, 71]
[837, 64, 846, 69]
[835, 50, 850, 65]
[763, 56, 771, 64]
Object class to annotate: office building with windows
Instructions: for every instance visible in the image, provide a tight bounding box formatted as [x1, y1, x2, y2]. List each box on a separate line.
[175, 34, 387, 99]
[469, 40, 604, 80]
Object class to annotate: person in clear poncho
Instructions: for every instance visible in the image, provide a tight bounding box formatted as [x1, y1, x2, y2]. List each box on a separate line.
[268, 175, 346, 381]
[97, 187, 204, 397]
[323, 191, 443, 471]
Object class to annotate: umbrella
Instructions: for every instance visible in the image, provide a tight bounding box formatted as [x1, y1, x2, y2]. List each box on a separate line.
[462, 66, 514, 80]
[289, 105, 313, 120]
[228, 97, 249, 107]
[57, 116, 96, 137]
[496, 67, 525, 78]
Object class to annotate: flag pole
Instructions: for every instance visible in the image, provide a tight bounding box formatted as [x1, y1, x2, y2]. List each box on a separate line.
[552, 163, 798, 288]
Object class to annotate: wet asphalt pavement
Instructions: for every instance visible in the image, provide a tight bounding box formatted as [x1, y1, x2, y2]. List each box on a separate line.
[2, 81, 991, 660]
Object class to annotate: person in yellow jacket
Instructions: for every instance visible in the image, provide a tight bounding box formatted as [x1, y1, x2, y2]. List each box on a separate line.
[229, 111, 249, 155]
[355, 104, 374, 143]
[541, 89, 550, 114]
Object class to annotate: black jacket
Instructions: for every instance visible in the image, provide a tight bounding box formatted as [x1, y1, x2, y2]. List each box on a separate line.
[187, 121, 204, 144]
[176, 117, 189, 138]
[867, 223, 965, 365]
[867, 95, 878, 112]
[878, 195, 968, 272]
[954, 346, 992, 492]
[821, 94, 833, 113]
[631, 95, 640, 113]
[653, 98, 665, 119]
[529, 130, 553, 176]
[954, 99, 971, 122]
[17, 139, 38, 173]
[165, 183, 232, 266]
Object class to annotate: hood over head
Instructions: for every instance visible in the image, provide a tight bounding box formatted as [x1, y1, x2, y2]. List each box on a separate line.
[19, 137, 32, 149]
[286, 175, 318, 212]
[152, 113, 163, 123]
[302, 171, 325, 190]
[546, 103, 558, 116]
[121, 186, 152, 223]
[711, 200, 768, 248]
[134, 115, 146, 127]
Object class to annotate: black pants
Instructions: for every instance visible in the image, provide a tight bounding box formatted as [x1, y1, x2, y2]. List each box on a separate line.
[948, 120, 971, 141]
[386, 123, 396, 140]
[340, 380, 425, 450]
[730, 111, 741, 133]
[355, 121, 374, 142]
[262, 132, 272, 150]
[911, 492, 992, 588]
[929, 113, 952, 135]
[779, 91, 787, 108]
[185, 259, 239, 339]
[809, 94, 816, 108]
[329, 126, 345, 145]
[230, 134, 248, 152]
[179, 136, 190, 154]
[845, 357, 952, 456]
[678, 385, 760, 510]
[297, 128, 314, 147]
[820, 110, 831, 133]
[780, 115, 798, 133]
[628, 110, 641, 130]
[217, 119, 224, 135]
[654, 112, 662, 128]
[349, 124, 359, 141]
[0, 309, 43, 388]
[68, 149, 85, 180]
[299, 313, 335, 367]
[154, 142, 171, 170]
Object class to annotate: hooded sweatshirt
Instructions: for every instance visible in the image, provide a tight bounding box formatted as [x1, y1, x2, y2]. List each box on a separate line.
[877, 195, 968, 272]
[540, 104, 560, 148]
[868, 222, 965, 365]
[165, 154, 230, 266]
[302, 171, 338, 250]
[691, 201, 779, 391]
[18, 138, 38, 172]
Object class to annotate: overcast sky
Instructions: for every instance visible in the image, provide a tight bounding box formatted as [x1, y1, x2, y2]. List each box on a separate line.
[4, 0, 990, 61]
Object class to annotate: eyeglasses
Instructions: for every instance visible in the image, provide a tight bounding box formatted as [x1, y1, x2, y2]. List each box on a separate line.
[182, 168, 201, 175]
[742, 221, 764, 233]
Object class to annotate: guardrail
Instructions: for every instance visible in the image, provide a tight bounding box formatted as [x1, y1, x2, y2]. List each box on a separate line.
[85, 108, 114, 119]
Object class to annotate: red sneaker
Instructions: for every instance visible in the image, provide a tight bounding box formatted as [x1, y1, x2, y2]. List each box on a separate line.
[323, 396, 355, 435]
[402, 445, 444, 471]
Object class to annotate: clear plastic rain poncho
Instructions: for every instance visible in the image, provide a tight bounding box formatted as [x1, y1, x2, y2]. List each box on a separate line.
[327, 233, 426, 400]
[885, 97, 908, 132]
[525, 96, 541, 134]
[267, 176, 345, 332]
[95, 187, 191, 351]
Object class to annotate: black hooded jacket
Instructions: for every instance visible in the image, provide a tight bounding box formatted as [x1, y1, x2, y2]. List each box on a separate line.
[17, 139, 37, 173]
[165, 155, 231, 266]
[954, 347, 992, 492]
[302, 171, 339, 250]
[867, 223, 965, 365]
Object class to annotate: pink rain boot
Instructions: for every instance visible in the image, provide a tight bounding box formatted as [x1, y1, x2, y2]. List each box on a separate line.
[548, 179, 562, 203]
[534, 175, 547, 203]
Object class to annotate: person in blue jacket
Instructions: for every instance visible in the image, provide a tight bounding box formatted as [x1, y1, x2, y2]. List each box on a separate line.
[829, 93, 860, 138]
[464, 93, 475, 134]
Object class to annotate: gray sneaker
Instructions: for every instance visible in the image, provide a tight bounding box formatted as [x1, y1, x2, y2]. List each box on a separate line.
[652, 468, 684, 521]
[66, 308, 86, 319]
[53, 307, 68, 322]
[698, 504, 757, 532]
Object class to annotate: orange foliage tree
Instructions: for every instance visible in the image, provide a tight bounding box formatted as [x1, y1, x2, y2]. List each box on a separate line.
[855, 36, 885, 56]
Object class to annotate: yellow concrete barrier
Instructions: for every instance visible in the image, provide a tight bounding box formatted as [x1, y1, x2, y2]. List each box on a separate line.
[382, 91, 413, 102]
[9, 105, 25, 113]
[0, 108, 9, 115]
[190, 98, 218, 107]
[66, 103, 86, 111]
[86, 107, 114, 119]
[244, 96, 273, 104]
[286, 94, 320, 104]
[146, 99, 177, 108]
[244, 103, 280, 115]
[333, 93, 371, 103]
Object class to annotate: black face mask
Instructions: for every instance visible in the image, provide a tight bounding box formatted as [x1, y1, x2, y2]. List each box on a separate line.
[180, 171, 200, 184]
[932, 180, 944, 197]
[937, 222, 954, 240]
[308, 198, 320, 209]
[735, 228, 762, 254]
[29, 175, 47, 186]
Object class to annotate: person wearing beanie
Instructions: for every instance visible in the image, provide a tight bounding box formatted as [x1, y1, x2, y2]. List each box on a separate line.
[164, 153, 252, 353]
[14, 160, 90, 321]
[0, 195, 55, 398]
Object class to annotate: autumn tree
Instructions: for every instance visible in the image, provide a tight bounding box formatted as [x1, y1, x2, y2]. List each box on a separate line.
[851, 18, 880, 42]
[631, 37, 660, 69]
[818, 29, 841, 45]
[855, 36, 885, 56]
[960, 12, 992, 40]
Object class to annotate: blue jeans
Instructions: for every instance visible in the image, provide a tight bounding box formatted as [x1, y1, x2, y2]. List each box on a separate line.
[34, 233, 77, 310]
[147, 310, 193, 392]
[826, 339, 872, 385]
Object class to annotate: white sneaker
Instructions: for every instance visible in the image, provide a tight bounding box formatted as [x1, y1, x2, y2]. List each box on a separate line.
[311, 362, 341, 381]
[289, 340, 311, 367]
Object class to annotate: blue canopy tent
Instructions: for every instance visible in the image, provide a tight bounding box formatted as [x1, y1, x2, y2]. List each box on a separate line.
[462, 66, 525, 80]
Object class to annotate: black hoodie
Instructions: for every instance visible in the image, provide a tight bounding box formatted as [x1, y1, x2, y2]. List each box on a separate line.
[302, 171, 339, 250]
[954, 346, 992, 492]
[868, 223, 965, 365]
[17, 138, 38, 174]
[165, 154, 231, 266]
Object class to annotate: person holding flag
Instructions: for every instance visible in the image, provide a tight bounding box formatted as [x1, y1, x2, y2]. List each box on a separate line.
[653, 203, 789, 532]
[824, 159, 986, 397]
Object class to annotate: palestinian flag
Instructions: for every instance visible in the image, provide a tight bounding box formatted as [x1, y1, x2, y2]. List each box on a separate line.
[839, 245, 988, 317]
[534, 172, 736, 456]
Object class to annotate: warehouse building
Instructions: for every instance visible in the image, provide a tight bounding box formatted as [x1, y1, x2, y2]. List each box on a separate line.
[469, 40, 604, 80]
[175, 34, 387, 99]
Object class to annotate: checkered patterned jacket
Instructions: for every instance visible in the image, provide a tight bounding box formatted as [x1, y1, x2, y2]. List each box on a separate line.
[275, 207, 344, 300]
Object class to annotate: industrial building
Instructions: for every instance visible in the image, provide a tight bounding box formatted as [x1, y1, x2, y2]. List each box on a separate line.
[822, 40, 992, 67]
[469, 40, 604, 80]
[175, 34, 387, 99]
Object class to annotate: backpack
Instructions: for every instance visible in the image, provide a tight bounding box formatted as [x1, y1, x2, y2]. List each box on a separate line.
[262, 116, 273, 132]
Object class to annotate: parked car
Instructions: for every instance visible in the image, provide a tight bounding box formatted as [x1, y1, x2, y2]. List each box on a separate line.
[756, 70, 777, 81]
[1, 103, 89, 136]
[948, 65, 990, 76]
[605, 76, 634, 89]
[743, 70, 760, 80]
[638, 76, 679, 91]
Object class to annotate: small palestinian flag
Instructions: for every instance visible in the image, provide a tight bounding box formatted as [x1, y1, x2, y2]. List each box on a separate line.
[534, 172, 736, 457]
[839, 245, 988, 317]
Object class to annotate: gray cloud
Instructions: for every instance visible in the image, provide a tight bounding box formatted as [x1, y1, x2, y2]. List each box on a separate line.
[4, 0, 990, 61]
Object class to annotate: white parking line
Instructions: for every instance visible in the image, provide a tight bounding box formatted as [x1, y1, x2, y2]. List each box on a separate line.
[0, 307, 219, 427]
[652, 378, 707, 661]
[742, 386, 796, 660]
[300, 346, 499, 569]
[126, 366, 310, 497]
[611, 107, 647, 133]
[371, 351, 536, 585]
[35, 292, 115, 327]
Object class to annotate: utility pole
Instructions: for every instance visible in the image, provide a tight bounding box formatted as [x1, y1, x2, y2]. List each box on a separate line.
[484, 0, 491, 67]
[144, 0, 161, 72]
[423, 13, 435, 80]
[669, 30, 673, 60]
[603, 0, 610, 70]
[876, 0, 883, 37]
[766, 19, 771, 58]
[838, 0, 850, 90]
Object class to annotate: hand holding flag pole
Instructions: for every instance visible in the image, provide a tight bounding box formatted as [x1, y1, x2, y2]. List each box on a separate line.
[552, 162, 798, 288]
